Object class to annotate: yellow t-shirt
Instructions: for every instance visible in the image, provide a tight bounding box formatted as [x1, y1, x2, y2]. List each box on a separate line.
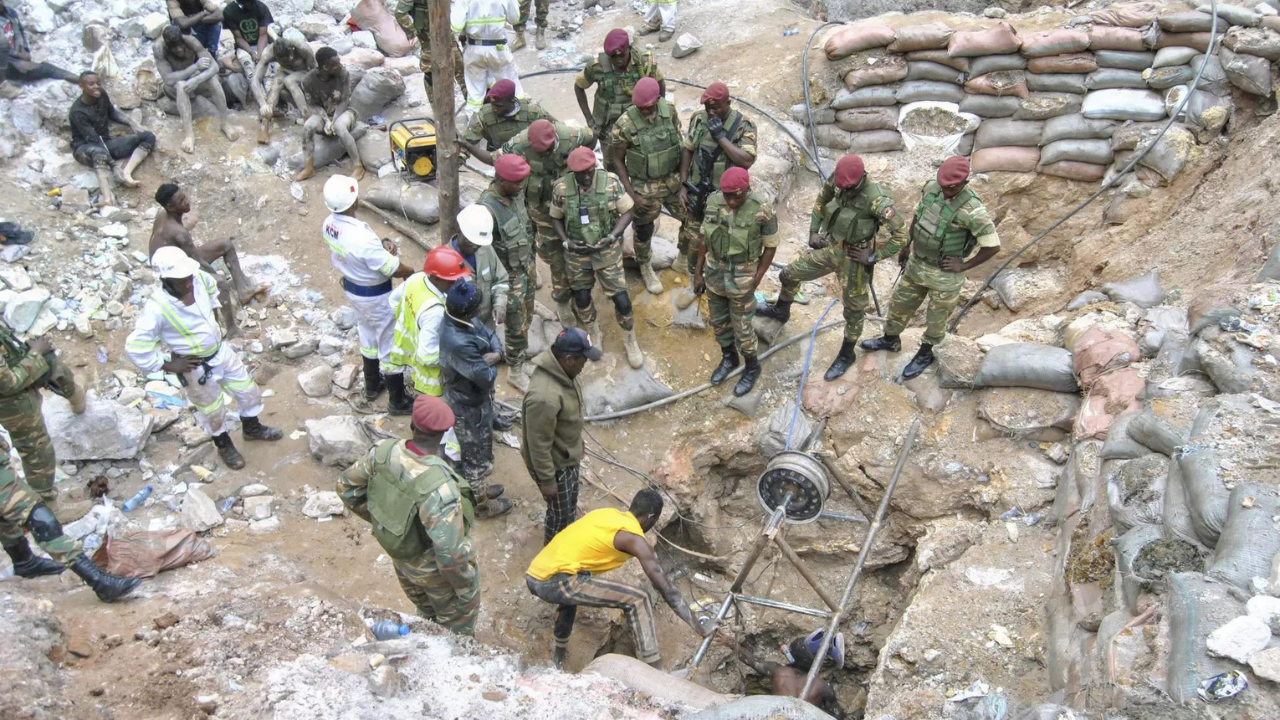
[526, 508, 645, 581]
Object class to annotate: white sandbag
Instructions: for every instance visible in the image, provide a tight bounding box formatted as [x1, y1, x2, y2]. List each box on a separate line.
[887, 23, 954, 53]
[1115, 525, 1169, 614]
[959, 94, 1022, 118]
[1163, 463, 1205, 548]
[972, 343, 1079, 392]
[1166, 573, 1242, 704]
[1041, 114, 1118, 144]
[905, 60, 965, 84]
[1026, 72, 1087, 94]
[814, 125, 855, 150]
[1219, 46, 1273, 94]
[1159, 11, 1216, 32]
[835, 107, 899, 132]
[1183, 89, 1233, 132]
[1041, 138, 1115, 165]
[1086, 68, 1150, 90]
[1019, 29, 1091, 57]
[831, 86, 900, 109]
[957, 132, 975, 155]
[1223, 25, 1280, 59]
[895, 80, 965, 103]
[1082, 88, 1168, 121]
[897, 102, 979, 153]
[1091, 2, 1162, 28]
[948, 22, 1022, 58]
[1013, 93, 1083, 121]
[969, 53, 1028, 76]
[971, 146, 1041, 172]
[1094, 50, 1156, 70]
[1146, 65, 1195, 89]
[1152, 46, 1199, 67]
[975, 118, 1044, 149]
[348, 68, 405, 120]
[1196, 3, 1261, 27]
[1208, 484, 1280, 590]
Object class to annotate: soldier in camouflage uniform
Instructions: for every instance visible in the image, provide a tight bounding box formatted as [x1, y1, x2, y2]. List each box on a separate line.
[758, 155, 907, 381]
[395, 0, 464, 94]
[574, 29, 664, 173]
[0, 324, 86, 519]
[694, 167, 778, 397]
[512, 0, 549, 51]
[338, 395, 481, 636]
[499, 119, 594, 329]
[477, 154, 537, 391]
[862, 156, 1000, 379]
[676, 81, 756, 276]
[611, 76, 684, 295]
[459, 79, 555, 165]
[550, 146, 643, 369]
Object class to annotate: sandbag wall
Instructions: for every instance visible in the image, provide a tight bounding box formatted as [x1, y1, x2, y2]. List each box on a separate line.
[809, 4, 1280, 184]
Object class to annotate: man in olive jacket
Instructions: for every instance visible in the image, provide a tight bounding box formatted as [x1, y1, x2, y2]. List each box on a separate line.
[520, 327, 601, 544]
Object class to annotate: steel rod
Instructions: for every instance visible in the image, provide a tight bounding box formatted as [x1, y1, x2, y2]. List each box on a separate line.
[773, 534, 841, 613]
[734, 594, 831, 619]
[800, 419, 920, 699]
[818, 511, 865, 523]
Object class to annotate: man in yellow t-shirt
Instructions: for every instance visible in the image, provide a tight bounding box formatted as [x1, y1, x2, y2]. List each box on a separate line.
[525, 488, 708, 668]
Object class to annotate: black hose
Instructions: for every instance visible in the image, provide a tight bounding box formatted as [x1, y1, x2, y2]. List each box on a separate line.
[802, 21, 842, 181]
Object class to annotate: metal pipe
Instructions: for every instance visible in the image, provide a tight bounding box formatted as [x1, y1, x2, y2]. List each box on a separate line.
[817, 510, 865, 524]
[773, 534, 840, 612]
[799, 419, 920, 699]
[734, 594, 831, 619]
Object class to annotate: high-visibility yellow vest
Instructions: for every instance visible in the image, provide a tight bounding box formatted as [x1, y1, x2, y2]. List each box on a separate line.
[390, 275, 444, 396]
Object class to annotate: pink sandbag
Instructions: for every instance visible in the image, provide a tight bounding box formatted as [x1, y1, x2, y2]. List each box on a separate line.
[1037, 160, 1107, 182]
[1088, 25, 1148, 51]
[1074, 368, 1144, 439]
[887, 23, 954, 53]
[92, 529, 216, 579]
[1072, 327, 1142, 387]
[825, 25, 897, 60]
[948, 22, 1022, 58]
[1027, 53, 1099, 74]
[1154, 32, 1217, 52]
[1020, 29, 1091, 58]
[352, 0, 415, 57]
[965, 71, 1030, 98]
[971, 146, 1041, 172]
[1090, 2, 1163, 28]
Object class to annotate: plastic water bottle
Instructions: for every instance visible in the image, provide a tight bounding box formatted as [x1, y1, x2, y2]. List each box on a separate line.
[121, 485, 153, 512]
[368, 620, 410, 640]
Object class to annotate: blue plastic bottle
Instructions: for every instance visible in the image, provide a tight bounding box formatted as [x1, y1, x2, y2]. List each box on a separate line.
[369, 620, 410, 640]
[121, 486, 153, 512]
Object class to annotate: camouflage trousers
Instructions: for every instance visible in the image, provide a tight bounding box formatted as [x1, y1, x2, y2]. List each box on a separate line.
[779, 244, 871, 342]
[566, 240, 632, 330]
[705, 259, 760, 357]
[533, 218, 573, 306]
[515, 0, 550, 30]
[676, 214, 704, 276]
[393, 548, 480, 636]
[883, 257, 965, 346]
[0, 461, 80, 563]
[0, 355, 76, 505]
[632, 175, 687, 265]
[449, 400, 493, 503]
[414, 26, 464, 93]
[501, 258, 536, 364]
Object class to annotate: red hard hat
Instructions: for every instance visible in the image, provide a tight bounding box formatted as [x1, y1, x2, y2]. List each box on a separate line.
[424, 246, 472, 281]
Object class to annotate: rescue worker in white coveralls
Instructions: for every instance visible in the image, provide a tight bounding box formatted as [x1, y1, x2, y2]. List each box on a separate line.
[321, 175, 417, 415]
[452, 0, 522, 121]
[126, 247, 283, 469]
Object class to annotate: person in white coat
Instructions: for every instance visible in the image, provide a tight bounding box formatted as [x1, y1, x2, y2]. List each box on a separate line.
[451, 0, 522, 119]
[125, 247, 283, 470]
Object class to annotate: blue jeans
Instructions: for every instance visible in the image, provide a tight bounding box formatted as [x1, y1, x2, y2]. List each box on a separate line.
[190, 22, 223, 58]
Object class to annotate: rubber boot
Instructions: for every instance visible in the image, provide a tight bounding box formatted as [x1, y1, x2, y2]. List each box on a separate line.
[385, 372, 414, 416]
[241, 415, 283, 442]
[507, 359, 530, 392]
[70, 555, 139, 603]
[363, 357, 386, 400]
[536, 27, 547, 50]
[622, 328, 644, 369]
[3, 539, 65, 578]
[639, 261, 664, 295]
[212, 432, 246, 470]
[823, 341, 856, 382]
[901, 343, 935, 380]
[756, 299, 791, 323]
[476, 497, 514, 519]
[709, 345, 739, 385]
[860, 335, 901, 353]
[585, 318, 602, 348]
[512, 30, 527, 50]
[555, 300, 578, 329]
[734, 355, 761, 397]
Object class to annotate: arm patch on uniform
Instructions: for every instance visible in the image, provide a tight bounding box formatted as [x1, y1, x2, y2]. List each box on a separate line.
[881, 205, 895, 221]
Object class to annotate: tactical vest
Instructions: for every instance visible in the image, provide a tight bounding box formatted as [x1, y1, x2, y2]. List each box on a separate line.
[911, 183, 980, 268]
[478, 189, 532, 270]
[705, 196, 765, 264]
[521, 131, 574, 213]
[0, 326, 28, 369]
[823, 181, 891, 249]
[561, 171, 615, 247]
[592, 51, 647, 130]
[367, 439, 475, 561]
[688, 109, 747, 187]
[622, 100, 681, 182]
[389, 276, 444, 396]
[477, 102, 541, 150]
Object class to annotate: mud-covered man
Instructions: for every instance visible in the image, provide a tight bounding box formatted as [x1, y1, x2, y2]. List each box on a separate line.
[68, 72, 154, 207]
[155, 24, 239, 154]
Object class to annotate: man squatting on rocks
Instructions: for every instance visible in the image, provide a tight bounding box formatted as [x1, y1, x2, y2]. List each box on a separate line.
[154, 23, 239, 155]
[294, 46, 362, 182]
[125, 247, 283, 470]
[251, 28, 316, 145]
[68, 71, 154, 208]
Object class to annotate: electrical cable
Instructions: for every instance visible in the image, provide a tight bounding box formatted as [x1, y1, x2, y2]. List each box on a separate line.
[784, 298, 839, 451]
[802, 21, 843, 181]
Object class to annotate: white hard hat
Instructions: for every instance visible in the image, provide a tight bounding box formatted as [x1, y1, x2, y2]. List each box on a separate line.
[457, 204, 494, 247]
[151, 246, 200, 279]
[323, 174, 359, 213]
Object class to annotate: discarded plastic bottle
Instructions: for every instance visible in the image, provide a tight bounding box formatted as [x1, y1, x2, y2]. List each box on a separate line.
[121, 485, 153, 512]
[783, 28, 799, 36]
[368, 620, 410, 641]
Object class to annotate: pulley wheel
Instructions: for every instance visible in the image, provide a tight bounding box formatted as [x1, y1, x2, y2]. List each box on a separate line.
[756, 451, 831, 524]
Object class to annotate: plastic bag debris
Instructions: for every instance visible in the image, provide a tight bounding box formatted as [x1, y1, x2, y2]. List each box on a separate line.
[1197, 670, 1248, 701]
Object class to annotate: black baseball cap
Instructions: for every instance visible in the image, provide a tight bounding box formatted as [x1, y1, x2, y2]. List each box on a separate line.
[552, 327, 603, 361]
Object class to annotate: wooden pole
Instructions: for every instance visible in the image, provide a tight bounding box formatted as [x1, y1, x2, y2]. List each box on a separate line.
[428, 0, 461, 245]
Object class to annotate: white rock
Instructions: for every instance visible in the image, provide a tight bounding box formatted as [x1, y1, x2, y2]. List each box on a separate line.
[1251, 647, 1280, 683]
[305, 415, 372, 467]
[672, 33, 702, 59]
[22, 0, 56, 32]
[0, 266, 33, 291]
[181, 487, 224, 532]
[98, 205, 122, 220]
[298, 365, 334, 397]
[242, 495, 275, 521]
[100, 223, 129, 238]
[302, 491, 346, 518]
[333, 364, 358, 390]
[239, 483, 271, 497]
[117, 387, 146, 405]
[331, 306, 358, 329]
[4, 287, 50, 332]
[268, 328, 299, 348]
[318, 336, 344, 355]
[983, 7, 1008, 18]
[1206, 616, 1272, 664]
[1271, 552, 1280, 598]
[351, 30, 377, 49]
[283, 339, 318, 359]
[249, 516, 281, 535]
[43, 395, 154, 460]
[1248, 595, 1280, 629]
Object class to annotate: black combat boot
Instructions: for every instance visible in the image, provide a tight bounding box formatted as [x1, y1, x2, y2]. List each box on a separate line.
[901, 343, 935, 380]
[756, 299, 792, 323]
[363, 357, 385, 400]
[242, 415, 283, 442]
[476, 497, 515, 519]
[823, 341, 856, 382]
[70, 556, 140, 603]
[212, 432, 246, 470]
[3, 539, 65, 578]
[385, 373, 414, 416]
[734, 355, 761, 397]
[709, 345, 740, 385]
[860, 335, 901, 353]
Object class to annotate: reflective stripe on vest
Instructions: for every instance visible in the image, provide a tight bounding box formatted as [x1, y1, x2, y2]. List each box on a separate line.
[592, 51, 645, 129]
[390, 276, 444, 396]
[623, 101, 680, 181]
[562, 170, 614, 246]
[911, 186, 979, 267]
[706, 197, 764, 264]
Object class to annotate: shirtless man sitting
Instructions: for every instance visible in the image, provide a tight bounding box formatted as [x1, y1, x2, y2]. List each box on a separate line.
[723, 632, 847, 718]
[154, 23, 239, 154]
[149, 183, 266, 336]
[250, 27, 315, 144]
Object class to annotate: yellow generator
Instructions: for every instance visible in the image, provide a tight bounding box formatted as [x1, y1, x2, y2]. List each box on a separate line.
[389, 118, 438, 181]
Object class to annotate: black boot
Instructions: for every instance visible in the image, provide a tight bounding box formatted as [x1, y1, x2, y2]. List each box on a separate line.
[709, 345, 740, 385]
[756, 299, 792, 323]
[70, 556, 139, 603]
[823, 341, 856, 382]
[212, 432, 246, 470]
[901, 343, 935, 380]
[734, 355, 761, 397]
[241, 415, 283, 442]
[363, 357, 385, 400]
[860, 335, 901, 353]
[492, 412, 514, 431]
[476, 497, 515, 519]
[385, 373, 414, 416]
[3, 539, 65, 578]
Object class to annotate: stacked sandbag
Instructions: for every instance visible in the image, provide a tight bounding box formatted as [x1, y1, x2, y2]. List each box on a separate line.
[818, 24, 906, 152]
